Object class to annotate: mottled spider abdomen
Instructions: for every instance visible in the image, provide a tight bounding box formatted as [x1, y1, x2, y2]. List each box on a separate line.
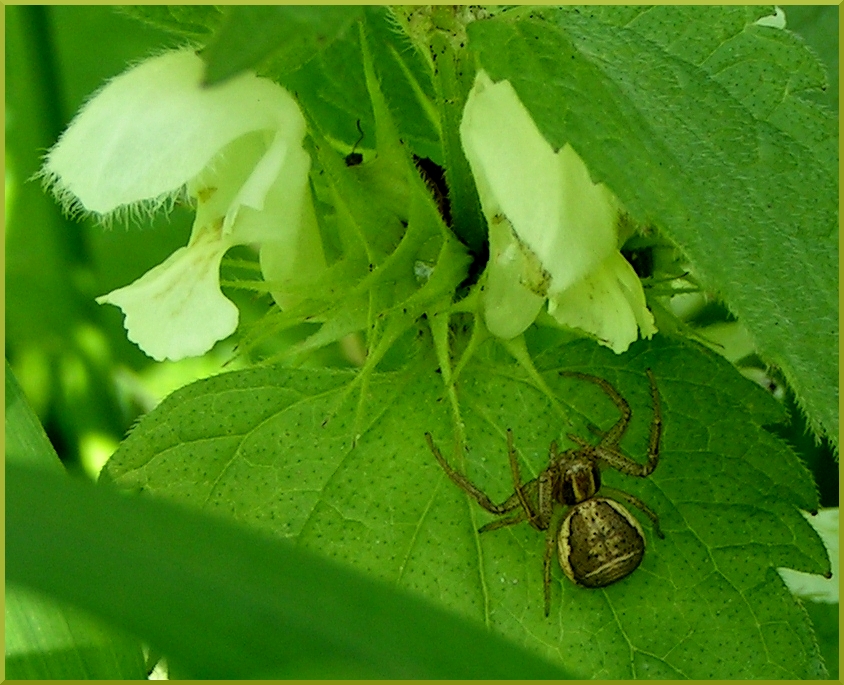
[558, 498, 646, 588]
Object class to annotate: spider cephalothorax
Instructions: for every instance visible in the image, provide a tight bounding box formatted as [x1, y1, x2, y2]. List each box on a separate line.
[426, 369, 664, 616]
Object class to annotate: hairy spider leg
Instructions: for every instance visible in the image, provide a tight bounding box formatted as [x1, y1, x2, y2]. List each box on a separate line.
[543, 513, 567, 616]
[564, 369, 662, 478]
[560, 370, 631, 445]
[478, 478, 545, 532]
[645, 369, 662, 473]
[584, 372, 659, 457]
[425, 432, 520, 515]
[507, 429, 536, 524]
[536, 468, 555, 529]
[478, 509, 528, 533]
[506, 429, 554, 531]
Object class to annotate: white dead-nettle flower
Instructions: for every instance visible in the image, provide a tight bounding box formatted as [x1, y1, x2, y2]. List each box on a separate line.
[460, 70, 656, 353]
[42, 48, 324, 361]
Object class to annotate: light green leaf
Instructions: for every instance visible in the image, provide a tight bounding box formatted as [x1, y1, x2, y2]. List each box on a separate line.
[6, 586, 147, 680]
[102, 334, 829, 678]
[466, 7, 838, 447]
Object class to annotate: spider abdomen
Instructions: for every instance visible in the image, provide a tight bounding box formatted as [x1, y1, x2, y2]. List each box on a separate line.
[558, 498, 646, 588]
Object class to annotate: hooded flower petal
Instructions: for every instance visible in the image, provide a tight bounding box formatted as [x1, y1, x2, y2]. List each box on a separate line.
[44, 49, 323, 360]
[96, 221, 237, 361]
[460, 70, 656, 352]
[461, 71, 618, 293]
[43, 49, 306, 217]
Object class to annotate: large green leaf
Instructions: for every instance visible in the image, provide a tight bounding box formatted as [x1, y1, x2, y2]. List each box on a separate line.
[201, 6, 363, 85]
[101, 334, 829, 678]
[466, 7, 838, 447]
[7, 463, 568, 679]
[5, 363, 147, 679]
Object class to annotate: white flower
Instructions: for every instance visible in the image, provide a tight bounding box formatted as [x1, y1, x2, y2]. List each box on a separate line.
[42, 48, 323, 361]
[460, 70, 656, 353]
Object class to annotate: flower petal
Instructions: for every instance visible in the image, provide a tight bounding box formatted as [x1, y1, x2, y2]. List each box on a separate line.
[460, 71, 618, 293]
[548, 251, 656, 354]
[483, 213, 545, 339]
[43, 49, 306, 216]
[226, 134, 314, 246]
[96, 223, 238, 361]
[259, 182, 326, 311]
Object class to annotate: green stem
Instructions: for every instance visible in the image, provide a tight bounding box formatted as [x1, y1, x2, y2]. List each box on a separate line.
[392, 7, 486, 258]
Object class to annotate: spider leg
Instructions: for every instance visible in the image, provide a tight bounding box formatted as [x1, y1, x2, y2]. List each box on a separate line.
[580, 369, 662, 478]
[602, 486, 664, 538]
[477, 477, 541, 531]
[566, 433, 591, 449]
[560, 370, 631, 445]
[644, 369, 662, 474]
[543, 513, 566, 617]
[586, 422, 606, 438]
[536, 468, 554, 530]
[479, 509, 528, 533]
[425, 432, 520, 515]
[506, 429, 547, 530]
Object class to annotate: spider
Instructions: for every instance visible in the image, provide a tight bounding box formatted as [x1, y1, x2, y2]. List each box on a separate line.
[425, 369, 664, 616]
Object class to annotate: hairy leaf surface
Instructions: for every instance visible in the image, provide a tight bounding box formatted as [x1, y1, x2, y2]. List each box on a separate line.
[468, 7, 838, 446]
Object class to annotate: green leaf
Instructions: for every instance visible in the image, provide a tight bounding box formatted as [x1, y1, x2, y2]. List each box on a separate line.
[7, 463, 569, 679]
[5, 362, 147, 679]
[101, 334, 829, 678]
[466, 7, 838, 447]
[803, 600, 839, 680]
[6, 586, 147, 680]
[785, 6, 839, 114]
[6, 360, 64, 473]
[276, 7, 441, 164]
[202, 6, 363, 85]
[601, 7, 837, 182]
[117, 5, 224, 40]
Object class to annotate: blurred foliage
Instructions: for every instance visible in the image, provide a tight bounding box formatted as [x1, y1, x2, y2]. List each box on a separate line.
[6, 363, 568, 679]
[5, 5, 838, 679]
